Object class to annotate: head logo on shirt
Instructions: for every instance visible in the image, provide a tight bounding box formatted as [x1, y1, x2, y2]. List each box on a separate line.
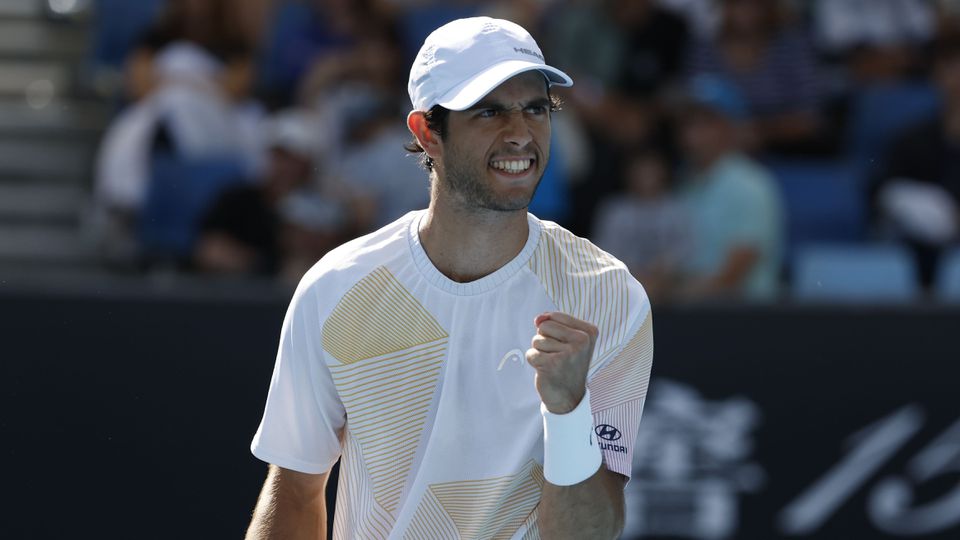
[497, 348, 525, 371]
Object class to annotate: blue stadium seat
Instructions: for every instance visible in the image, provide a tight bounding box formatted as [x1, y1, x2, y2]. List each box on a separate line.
[91, 0, 167, 70]
[763, 159, 866, 266]
[792, 244, 919, 301]
[139, 153, 248, 259]
[397, 4, 481, 62]
[846, 81, 941, 171]
[935, 248, 960, 302]
[256, 1, 353, 100]
[527, 135, 569, 223]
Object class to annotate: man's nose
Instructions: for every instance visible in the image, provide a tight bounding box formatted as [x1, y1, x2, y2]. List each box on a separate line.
[503, 110, 534, 147]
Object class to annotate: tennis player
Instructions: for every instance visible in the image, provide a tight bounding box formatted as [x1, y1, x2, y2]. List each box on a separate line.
[246, 17, 653, 539]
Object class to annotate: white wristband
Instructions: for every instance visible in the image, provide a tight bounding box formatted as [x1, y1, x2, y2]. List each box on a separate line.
[541, 388, 602, 486]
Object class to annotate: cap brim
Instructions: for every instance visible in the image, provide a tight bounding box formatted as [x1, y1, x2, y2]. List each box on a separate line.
[435, 60, 573, 112]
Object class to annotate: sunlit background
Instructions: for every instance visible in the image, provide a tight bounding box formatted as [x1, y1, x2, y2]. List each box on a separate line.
[1, 0, 958, 539]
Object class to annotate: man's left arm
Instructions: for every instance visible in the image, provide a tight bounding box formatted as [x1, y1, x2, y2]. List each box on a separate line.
[525, 312, 632, 539]
[539, 466, 627, 539]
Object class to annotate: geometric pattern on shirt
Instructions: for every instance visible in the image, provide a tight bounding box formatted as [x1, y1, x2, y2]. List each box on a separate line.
[332, 431, 395, 539]
[587, 311, 654, 412]
[518, 508, 541, 540]
[528, 223, 631, 371]
[322, 265, 448, 364]
[404, 460, 545, 540]
[323, 266, 449, 516]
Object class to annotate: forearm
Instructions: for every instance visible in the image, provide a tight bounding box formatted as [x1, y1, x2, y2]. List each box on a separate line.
[246, 465, 328, 540]
[710, 246, 759, 290]
[538, 466, 626, 539]
[528, 314, 626, 538]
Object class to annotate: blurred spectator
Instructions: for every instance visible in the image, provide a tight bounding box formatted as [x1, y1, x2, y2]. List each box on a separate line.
[483, 0, 546, 33]
[567, 93, 663, 235]
[92, 39, 266, 265]
[295, 19, 407, 169]
[257, 0, 389, 106]
[610, 0, 690, 98]
[814, 0, 935, 55]
[686, 0, 826, 155]
[544, 1, 629, 92]
[656, 0, 720, 40]
[123, 0, 255, 102]
[673, 76, 785, 301]
[870, 38, 960, 286]
[546, 1, 690, 234]
[96, 0, 266, 217]
[194, 110, 348, 282]
[936, 0, 960, 37]
[290, 15, 443, 232]
[593, 150, 691, 304]
[332, 94, 430, 229]
[87, 0, 166, 97]
[813, 0, 935, 85]
[296, 21, 403, 104]
[545, 0, 688, 98]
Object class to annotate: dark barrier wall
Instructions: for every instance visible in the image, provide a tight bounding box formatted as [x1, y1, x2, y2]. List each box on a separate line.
[1, 289, 958, 539]
[623, 306, 960, 540]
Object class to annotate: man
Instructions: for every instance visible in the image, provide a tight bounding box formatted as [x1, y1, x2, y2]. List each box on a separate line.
[246, 17, 653, 539]
[194, 110, 345, 281]
[674, 75, 784, 301]
[870, 37, 960, 285]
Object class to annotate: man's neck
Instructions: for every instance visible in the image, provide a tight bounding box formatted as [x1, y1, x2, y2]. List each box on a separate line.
[418, 192, 530, 284]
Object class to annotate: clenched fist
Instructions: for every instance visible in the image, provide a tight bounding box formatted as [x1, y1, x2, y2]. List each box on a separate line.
[526, 312, 599, 414]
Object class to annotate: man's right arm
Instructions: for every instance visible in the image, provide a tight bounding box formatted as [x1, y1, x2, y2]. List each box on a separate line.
[246, 464, 331, 540]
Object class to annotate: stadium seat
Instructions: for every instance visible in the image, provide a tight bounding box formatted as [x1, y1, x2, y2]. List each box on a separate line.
[763, 159, 866, 267]
[935, 248, 960, 301]
[527, 135, 569, 223]
[90, 0, 167, 70]
[397, 4, 481, 62]
[139, 153, 248, 259]
[845, 81, 941, 171]
[256, 1, 338, 101]
[792, 243, 919, 301]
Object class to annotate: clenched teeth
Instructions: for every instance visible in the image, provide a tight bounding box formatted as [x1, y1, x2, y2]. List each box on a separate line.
[490, 159, 532, 173]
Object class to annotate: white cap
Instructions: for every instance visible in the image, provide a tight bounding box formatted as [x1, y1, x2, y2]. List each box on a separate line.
[154, 41, 224, 83]
[265, 110, 320, 160]
[408, 17, 573, 112]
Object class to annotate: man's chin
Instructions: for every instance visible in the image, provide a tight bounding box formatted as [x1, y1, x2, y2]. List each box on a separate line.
[478, 190, 536, 213]
[484, 202, 531, 213]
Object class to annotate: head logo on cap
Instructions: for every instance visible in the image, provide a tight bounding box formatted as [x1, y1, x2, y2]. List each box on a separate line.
[408, 17, 573, 112]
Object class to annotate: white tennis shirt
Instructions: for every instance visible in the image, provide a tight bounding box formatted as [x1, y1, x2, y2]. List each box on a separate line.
[252, 210, 654, 539]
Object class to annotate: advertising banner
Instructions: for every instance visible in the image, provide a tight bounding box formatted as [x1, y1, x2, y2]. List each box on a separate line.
[624, 307, 960, 540]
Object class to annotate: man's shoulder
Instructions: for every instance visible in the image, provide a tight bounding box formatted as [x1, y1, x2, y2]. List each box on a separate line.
[529, 216, 651, 365]
[533, 217, 634, 278]
[529, 217, 649, 315]
[296, 211, 418, 295]
[715, 154, 771, 181]
[714, 155, 779, 202]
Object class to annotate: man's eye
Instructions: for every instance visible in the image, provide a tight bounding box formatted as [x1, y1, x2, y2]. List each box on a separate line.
[478, 109, 498, 118]
[526, 105, 547, 115]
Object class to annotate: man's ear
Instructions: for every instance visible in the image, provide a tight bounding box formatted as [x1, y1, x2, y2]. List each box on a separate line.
[407, 111, 442, 160]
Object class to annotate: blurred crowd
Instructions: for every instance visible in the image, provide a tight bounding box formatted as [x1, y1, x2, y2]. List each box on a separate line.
[87, 0, 960, 302]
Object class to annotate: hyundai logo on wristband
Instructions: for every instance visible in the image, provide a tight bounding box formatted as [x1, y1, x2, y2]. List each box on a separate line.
[596, 424, 622, 441]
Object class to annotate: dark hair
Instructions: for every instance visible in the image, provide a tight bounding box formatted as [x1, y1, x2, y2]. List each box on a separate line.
[718, 0, 786, 42]
[404, 92, 564, 172]
[152, 0, 250, 61]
